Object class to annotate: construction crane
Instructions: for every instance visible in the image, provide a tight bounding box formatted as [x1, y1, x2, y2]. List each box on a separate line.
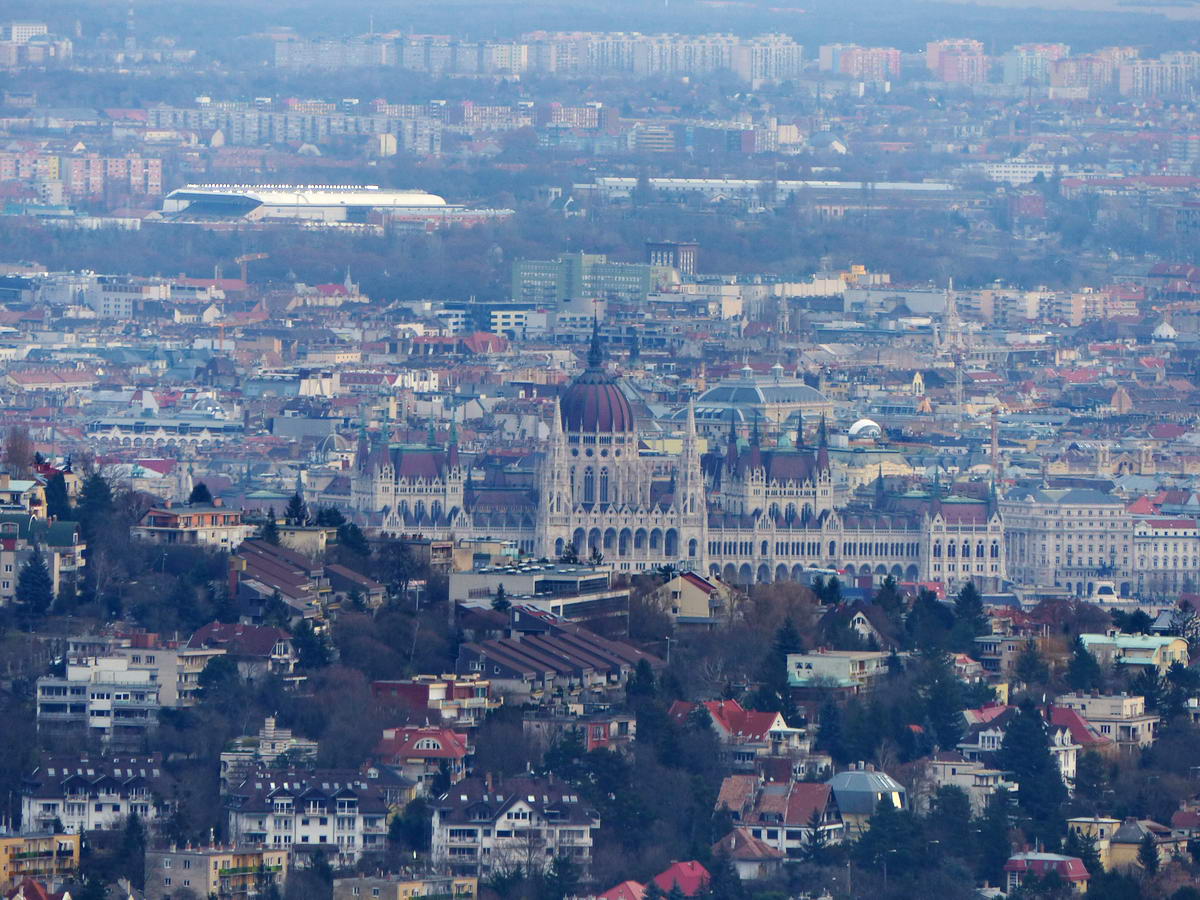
[234, 252, 268, 283]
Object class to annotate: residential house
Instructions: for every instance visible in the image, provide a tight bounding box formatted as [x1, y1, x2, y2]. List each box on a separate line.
[595, 863, 711, 900]
[522, 709, 636, 755]
[817, 602, 900, 649]
[826, 765, 906, 836]
[1055, 693, 1158, 750]
[715, 774, 844, 855]
[646, 572, 735, 628]
[450, 563, 630, 638]
[219, 717, 319, 790]
[325, 563, 386, 609]
[788, 649, 893, 694]
[455, 612, 662, 702]
[144, 844, 289, 899]
[430, 775, 600, 877]
[21, 754, 174, 833]
[1106, 818, 1186, 870]
[0, 833, 80, 886]
[187, 622, 297, 680]
[229, 540, 331, 621]
[1079, 633, 1189, 674]
[667, 700, 809, 769]
[0, 515, 85, 605]
[375, 726, 471, 793]
[332, 875, 477, 900]
[35, 657, 159, 748]
[131, 501, 253, 549]
[1067, 816, 1122, 870]
[957, 704, 1107, 784]
[924, 752, 1019, 814]
[710, 828, 785, 881]
[0, 475, 46, 517]
[371, 675, 502, 727]
[651, 862, 710, 897]
[55, 631, 222, 708]
[225, 768, 410, 865]
[1004, 853, 1090, 893]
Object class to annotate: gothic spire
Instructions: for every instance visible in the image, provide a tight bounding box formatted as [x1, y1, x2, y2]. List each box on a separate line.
[816, 414, 830, 472]
[587, 315, 603, 369]
[551, 396, 564, 437]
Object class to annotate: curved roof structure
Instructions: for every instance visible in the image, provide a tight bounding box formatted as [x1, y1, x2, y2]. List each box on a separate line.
[166, 184, 447, 208]
[697, 380, 828, 406]
[560, 324, 635, 434]
[848, 418, 883, 438]
[826, 768, 906, 815]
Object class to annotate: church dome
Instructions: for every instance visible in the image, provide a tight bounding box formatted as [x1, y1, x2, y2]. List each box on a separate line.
[559, 323, 636, 434]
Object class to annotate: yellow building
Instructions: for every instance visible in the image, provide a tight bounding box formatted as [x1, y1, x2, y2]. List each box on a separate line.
[145, 845, 288, 899]
[0, 832, 80, 885]
[1067, 817, 1186, 871]
[333, 874, 477, 900]
[1079, 634, 1189, 676]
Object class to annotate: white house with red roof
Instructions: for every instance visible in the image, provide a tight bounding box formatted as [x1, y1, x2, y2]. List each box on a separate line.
[652, 861, 710, 897]
[375, 726, 471, 793]
[958, 703, 1112, 784]
[647, 571, 736, 627]
[668, 699, 809, 768]
[715, 773, 844, 854]
[1004, 852, 1089, 893]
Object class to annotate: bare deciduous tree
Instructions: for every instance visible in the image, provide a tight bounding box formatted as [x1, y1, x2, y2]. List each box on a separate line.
[3, 425, 33, 478]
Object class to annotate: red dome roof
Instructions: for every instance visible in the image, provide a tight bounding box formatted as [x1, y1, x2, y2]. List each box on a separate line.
[560, 368, 635, 433]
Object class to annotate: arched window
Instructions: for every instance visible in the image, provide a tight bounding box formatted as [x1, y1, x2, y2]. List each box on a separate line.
[948, 541, 957, 558]
[991, 541, 1000, 559]
[933, 541, 942, 558]
[583, 467, 595, 504]
[599, 467, 610, 504]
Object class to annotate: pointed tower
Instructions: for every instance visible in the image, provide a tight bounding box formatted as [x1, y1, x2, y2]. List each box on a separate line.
[816, 415, 830, 472]
[725, 408, 740, 472]
[874, 465, 886, 511]
[536, 396, 572, 557]
[447, 419, 460, 470]
[674, 398, 707, 569]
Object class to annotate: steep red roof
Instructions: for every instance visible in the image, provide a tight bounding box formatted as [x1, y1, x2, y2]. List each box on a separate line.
[375, 726, 470, 762]
[1004, 852, 1089, 883]
[667, 699, 786, 742]
[785, 782, 833, 824]
[1048, 706, 1113, 752]
[187, 621, 290, 658]
[598, 882, 646, 900]
[712, 827, 785, 862]
[652, 861, 710, 897]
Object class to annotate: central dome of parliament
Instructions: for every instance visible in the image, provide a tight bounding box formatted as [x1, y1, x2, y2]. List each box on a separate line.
[559, 324, 635, 434]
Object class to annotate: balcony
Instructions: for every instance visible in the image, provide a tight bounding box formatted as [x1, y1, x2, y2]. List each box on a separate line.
[218, 864, 283, 876]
